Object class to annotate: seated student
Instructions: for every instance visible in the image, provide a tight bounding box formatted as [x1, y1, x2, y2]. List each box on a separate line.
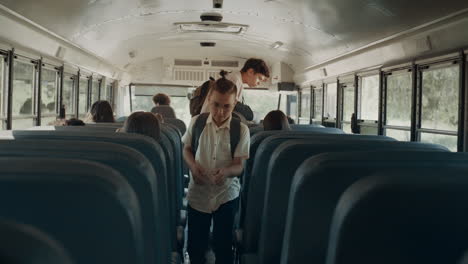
[65, 118, 85, 126]
[84, 100, 115, 123]
[151, 93, 176, 119]
[182, 70, 250, 264]
[287, 116, 295, 124]
[119, 111, 161, 140]
[263, 110, 291, 131]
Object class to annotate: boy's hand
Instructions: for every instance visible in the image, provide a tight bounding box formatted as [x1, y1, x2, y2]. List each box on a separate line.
[191, 163, 209, 185]
[213, 168, 228, 186]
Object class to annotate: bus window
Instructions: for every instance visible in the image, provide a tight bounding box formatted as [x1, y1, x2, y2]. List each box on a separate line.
[384, 70, 412, 141]
[419, 64, 459, 151]
[312, 87, 323, 123]
[0, 56, 4, 129]
[101, 83, 109, 103]
[12, 60, 34, 129]
[131, 85, 191, 126]
[78, 78, 89, 117]
[243, 89, 278, 122]
[62, 74, 76, 118]
[359, 75, 379, 121]
[421, 65, 459, 131]
[420, 133, 457, 152]
[287, 94, 298, 122]
[385, 128, 411, 141]
[91, 79, 100, 104]
[385, 71, 412, 127]
[40, 68, 58, 125]
[341, 84, 355, 134]
[324, 83, 337, 125]
[299, 88, 311, 124]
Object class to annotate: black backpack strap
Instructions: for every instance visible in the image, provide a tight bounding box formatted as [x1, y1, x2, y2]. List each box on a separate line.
[229, 117, 241, 158]
[191, 113, 210, 157]
[191, 113, 241, 159]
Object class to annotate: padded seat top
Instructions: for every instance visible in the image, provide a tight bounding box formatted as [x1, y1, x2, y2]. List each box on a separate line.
[0, 157, 144, 264]
[0, 139, 171, 264]
[0, 220, 74, 264]
[243, 134, 394, 254]
[326, 166, 468, 264]
[282, 151, 468, 264]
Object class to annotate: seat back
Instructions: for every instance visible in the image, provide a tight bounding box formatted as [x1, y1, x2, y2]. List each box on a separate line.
[326, 166, 468, 264]
[246, 129, 345, 183]
[0, 158, 144, 264]
[165, 118, 187, 135]
[282, 151, 466, 264]
[0, 220, 73, 264]
[0, 131, 172, 237]
[259, 142, 448, 264]
[161, 125, 184, 225]
[116, 116, 127, 122]
[290, 124, 324, 130]
[0, 139, 171, 264]
[242, 133, 393, 254]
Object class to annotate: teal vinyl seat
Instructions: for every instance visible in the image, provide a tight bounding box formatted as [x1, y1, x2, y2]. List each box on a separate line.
[0, 220, 74, 264]
[282, 151, 466, 264]
[290, 124, 325, 130]
[0, 131, 175, 248]
[325, 165, 468, 264]
[0, 158, 144, 264]
[258, 142, 448, 264]
[0, 139, 171, 264]
[241, 134, 394, 258]
[246, 129, 345, 185]
[165, 118, 187, 135]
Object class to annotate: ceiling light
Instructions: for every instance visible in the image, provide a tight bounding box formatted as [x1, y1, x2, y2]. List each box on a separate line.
[200, 42, 216, 47]
[174, 21, 249, 34]
[271, 41, 283, 49]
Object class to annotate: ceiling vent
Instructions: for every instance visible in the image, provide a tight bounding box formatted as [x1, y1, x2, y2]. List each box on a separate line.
[174, 59, 203, 66]
[173, 69, 205, 82]
[211, 60, 239, 67]
[200, 42, 216, 47]
[175, 12, 248, 34]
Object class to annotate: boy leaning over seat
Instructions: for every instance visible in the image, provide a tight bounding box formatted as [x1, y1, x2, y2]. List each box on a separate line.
[182, 70, 250, 264]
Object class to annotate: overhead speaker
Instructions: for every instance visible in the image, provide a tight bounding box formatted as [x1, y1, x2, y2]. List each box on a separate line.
[321, 68, 328, 77]
[55, 46, 66, 59]
[213, 0, 223, 8]
[200, 12, 223, 22]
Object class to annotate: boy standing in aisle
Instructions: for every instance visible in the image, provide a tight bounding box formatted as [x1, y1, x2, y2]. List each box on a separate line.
[182, 71, 250, 264]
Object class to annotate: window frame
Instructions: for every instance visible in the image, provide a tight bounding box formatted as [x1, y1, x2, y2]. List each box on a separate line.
[382, 67, 414, 139]
[416, 58, 462, 151]
[323, 81, 338, 127]
[38, 64, 60, 125]
[11, 56, 36, 130]
[339, 81, 356, 132]
[298, 87, 312, 124]
[311, 85, 324, 124]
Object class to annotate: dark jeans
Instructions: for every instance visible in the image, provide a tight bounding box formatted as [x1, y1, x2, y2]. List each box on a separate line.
[187, 198, 239, 264]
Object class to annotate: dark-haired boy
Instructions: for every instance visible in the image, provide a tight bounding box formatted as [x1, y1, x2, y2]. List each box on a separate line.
[200, 58, 270, 113]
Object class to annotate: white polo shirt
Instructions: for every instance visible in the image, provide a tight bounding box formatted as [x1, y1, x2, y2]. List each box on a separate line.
[200, 71, 245, 114]
[182, 113, 250, 213]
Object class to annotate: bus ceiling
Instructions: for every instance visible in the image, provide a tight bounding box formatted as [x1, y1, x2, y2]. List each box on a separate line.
[0, 0, 468, 85]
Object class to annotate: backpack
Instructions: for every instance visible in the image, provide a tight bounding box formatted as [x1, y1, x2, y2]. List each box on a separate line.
[191, 113, 241, 159]
[190, 78, 214, 117]
[234, 97, 254, 121]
